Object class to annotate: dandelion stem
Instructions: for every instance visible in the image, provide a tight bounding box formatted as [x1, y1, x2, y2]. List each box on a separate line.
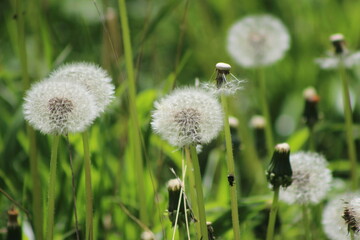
[350, 230, 355, 240]
[185, 147, 200, 237]
[189, 145, 209, 240]
[82, 131, 93, 240]
[14, 0, 43, 238]
[221, 95, 241, 240]
[308, 127, 315, 152]
[118, 0, 148, 224]
[46, 135, 60, 240]
[258, 68, 274, 157]
[339, 58, 358, 190]
[302, 205, 311, 240]
[266, 186, 280, 240]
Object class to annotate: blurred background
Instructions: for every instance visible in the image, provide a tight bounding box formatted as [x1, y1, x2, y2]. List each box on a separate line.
[1, 0, 360, 239]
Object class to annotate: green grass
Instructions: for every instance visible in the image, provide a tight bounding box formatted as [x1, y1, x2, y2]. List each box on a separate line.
[1, 0, 360, 239]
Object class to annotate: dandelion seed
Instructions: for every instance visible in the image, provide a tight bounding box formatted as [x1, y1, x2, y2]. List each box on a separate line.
[227, 14, 290, 67]
[151, 87, 223, 148]
[343, 198, 360, 234]
[323, 193, 360, 240]
[24, 81, 97, 135]
[315, 33, 360, 69]
[280, 152, 332, 204]
[201, 62, 244, 96]
[48, 62, 115, 115]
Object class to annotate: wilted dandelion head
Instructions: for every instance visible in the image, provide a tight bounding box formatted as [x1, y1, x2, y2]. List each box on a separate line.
[201, 62, 244, 96]
[323, 193, 360, 240]
[23, 81, 97, 135]
[315, 33, 360, 69]
[151, 87, 223, 148]
[141, 230, 156, 240]
[280, 151, 332, 204]
[48, 62, 115, 115]
[227, 14, 290, 67]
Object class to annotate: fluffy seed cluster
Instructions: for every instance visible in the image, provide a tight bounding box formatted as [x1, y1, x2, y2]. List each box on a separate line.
[48, 62, 115, 116]
[151, 87, 223, 148]
[227, 14, 290, 67]
[322, 193, 360, 240]
[24, 81, 97, 135]
[23, 62, 114, 135]
[280, 151, 332, 204]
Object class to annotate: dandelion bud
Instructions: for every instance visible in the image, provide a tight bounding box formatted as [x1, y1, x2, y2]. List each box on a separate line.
[6, 208, 21, 240]
[343, 198, 360, 234]
[141, 230, 156, 240]
[250, 115, 267, 158]
[24, 81, 97, 135]
[330, 33, 347, 55]
[266, 143, 292, 189]
[302, 87, 320, 129]
[167, 179, 195, 227]
[151, 87, 223, 148]
[207, 222, 216, 240]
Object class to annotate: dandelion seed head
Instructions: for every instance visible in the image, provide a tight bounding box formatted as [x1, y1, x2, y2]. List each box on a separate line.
[151, 87, 223, 148]
[48, 62, 115, 115]
[323, 193, 360, 240]
[303, 87, 318, 101]
[215, 62, 231, 71]
[167, 179, 182, 191]
[330, 33, 345, 42]
[280, 152, 332, 204]
[227, 14, 290, 67]
[24, 81, 97, 135]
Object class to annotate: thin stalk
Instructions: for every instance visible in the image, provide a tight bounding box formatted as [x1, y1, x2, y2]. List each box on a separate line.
[82, 131, 93, 240]
[350, 230, 355, 240]
[118, 0, 148, 224]
[302, 205, 311, 240]
[339, 58, 358, 190]
[189, 145, 208, 240]
[220, 95, 241, 240]
[308, 127, 315, 152]
[266, 186, 280, 240]
[258, 68, 274, 156]
[14, 0, 43, 238]
[46, 135, 60, 240]
[184, 148, 200, 237]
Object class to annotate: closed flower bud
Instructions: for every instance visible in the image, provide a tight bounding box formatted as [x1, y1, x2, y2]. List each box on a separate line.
[302, 87, 320, 129]
[266, 143, 292, 189]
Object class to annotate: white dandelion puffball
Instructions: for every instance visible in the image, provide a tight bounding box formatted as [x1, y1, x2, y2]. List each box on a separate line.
[24, 81, 97, 135]
[151, 87, 223, 148]
[343, 197, 360, 233]
[279, 151, 332, 204]
[48, 62, 115, 115]
[322, 193, 360, 240]
[227, 14, 290, 67]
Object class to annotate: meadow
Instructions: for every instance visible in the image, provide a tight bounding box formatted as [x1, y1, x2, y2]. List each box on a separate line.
[1, 0, 360, 239]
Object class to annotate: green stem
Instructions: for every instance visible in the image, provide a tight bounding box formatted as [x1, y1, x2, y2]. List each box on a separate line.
[350, 230, 355, 240]
[308, 127, 315, 152]
[184, 147, 200, 237]
[339, 58, 358, 190]
[258, 68, 274, 157]
[220, 95, 241, 240]
[118, 0, 148, 224]
[302, 205, 311, 240]
[189, 145, 208, 240]
[266, 186, 280, 240]
[46, 135, 60, 240]
[14, 0, 44, 238]
[82, 131, 93, 240]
